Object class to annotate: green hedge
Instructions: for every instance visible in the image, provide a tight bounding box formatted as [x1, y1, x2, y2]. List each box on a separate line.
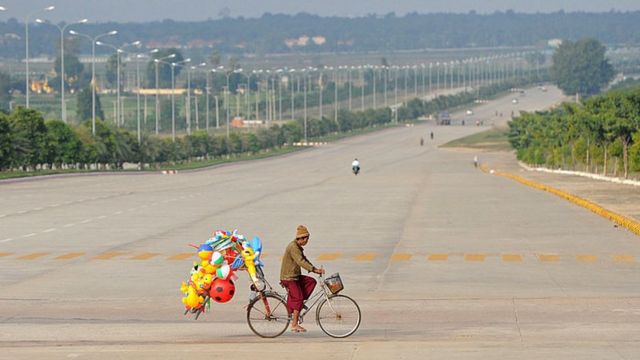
[508, 86, 640, 178]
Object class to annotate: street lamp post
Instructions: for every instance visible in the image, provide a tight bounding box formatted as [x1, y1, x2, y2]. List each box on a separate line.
[278, 70, 284, 121]
[151, 51, 176, 134]
[136, 54, 143, 143]
[319, 67, 324, 119]
[25, 5, 55, 108]
[68, 29, 117, 136]
[39, 17, 88, 122]
[332, 67, 338, 123]
[359, 66, 364, 111]
[237, 68, 252, 120]
[96, 41, 127, 126]
[394, 66, 398, 107]
[289, 69, 295, 120]
[170, 58, 190, 141]
[383, 66, 388, 106]
[186, 65, 193, 135]
[372, 65, 377, 109]
[302, 68, 307, 142]
[348, 66, 353, 111]
[211, 67, 223, 129]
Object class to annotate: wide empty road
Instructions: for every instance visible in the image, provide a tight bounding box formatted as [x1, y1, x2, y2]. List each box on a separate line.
[2, 87, 640, 359]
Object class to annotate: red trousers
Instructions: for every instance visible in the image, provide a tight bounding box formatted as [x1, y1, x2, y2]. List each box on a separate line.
[280, 275, 316, 312]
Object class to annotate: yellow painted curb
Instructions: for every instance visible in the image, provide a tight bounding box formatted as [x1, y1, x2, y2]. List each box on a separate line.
[489, 170, 640, 237]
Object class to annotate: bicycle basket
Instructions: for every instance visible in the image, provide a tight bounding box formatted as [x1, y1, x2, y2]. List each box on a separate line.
[324, 273, 344, 294]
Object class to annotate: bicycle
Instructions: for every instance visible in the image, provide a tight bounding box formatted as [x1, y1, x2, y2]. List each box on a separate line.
[246, 270, 361, 338]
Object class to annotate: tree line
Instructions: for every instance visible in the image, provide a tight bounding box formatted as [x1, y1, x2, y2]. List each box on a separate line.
[0, 77, 535, 173]
[508, 86, 640, 178]
[2, 11, 640, 58]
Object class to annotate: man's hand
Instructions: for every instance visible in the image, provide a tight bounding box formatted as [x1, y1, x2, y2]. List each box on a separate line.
[313, 267, 325, 275]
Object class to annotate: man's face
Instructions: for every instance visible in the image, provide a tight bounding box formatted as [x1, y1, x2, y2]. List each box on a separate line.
[297, 236, 309, 246]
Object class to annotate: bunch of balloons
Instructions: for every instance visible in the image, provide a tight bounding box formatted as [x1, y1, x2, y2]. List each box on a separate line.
[180, 229, 264, 314]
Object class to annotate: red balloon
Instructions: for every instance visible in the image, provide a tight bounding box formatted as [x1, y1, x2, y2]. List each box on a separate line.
[209, 278, 235, 303]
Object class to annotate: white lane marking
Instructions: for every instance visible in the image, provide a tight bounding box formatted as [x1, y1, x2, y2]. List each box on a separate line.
[17, 210, 27, 214]
[63, 223, 76, 228]
[96, 215, 107, 220]
[0, 214, 6, 218]
[0, 238, 14, 243]
[42, 228, 56, 233]
[127, 207, 136, 212]
[23, 233, 37, 238]
[50, 203, 60, 207]
[113, 211, 123, 215]
[34, 207, 43, 211]
[80, 219, 91, 224]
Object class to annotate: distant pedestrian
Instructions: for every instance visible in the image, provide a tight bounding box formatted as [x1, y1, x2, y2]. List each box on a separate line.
[420, 137, 424, 146]
[473, 155, 479, 168]
[430, 131, 434, 140]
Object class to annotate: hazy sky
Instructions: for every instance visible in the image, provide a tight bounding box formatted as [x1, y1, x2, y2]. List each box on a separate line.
[2, 0, 640, 22]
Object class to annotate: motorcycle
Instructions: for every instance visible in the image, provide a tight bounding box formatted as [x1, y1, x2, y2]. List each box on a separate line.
[352, 165, 360, 176]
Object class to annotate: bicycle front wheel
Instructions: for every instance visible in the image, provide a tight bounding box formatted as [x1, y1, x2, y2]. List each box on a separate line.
[247, 293, 290, 338]
[316, 294, 361, 338]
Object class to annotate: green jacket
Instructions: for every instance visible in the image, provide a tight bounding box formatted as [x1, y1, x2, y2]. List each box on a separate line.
[280, 240, 314, 281]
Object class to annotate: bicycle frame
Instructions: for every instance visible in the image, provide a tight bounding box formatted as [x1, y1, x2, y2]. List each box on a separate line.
[298, 274, 333, 321]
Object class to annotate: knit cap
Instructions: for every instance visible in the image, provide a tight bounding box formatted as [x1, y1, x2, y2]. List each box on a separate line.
[295, 225, 310, 239]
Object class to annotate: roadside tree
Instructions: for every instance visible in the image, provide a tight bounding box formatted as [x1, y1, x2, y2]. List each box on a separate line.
[551, 38, 614, 98]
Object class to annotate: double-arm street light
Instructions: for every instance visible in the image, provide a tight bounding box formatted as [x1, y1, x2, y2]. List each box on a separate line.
[167, 58, 190, 141]
[69, 29, 117, 135]
[96, 41, 141, 128]
[237, 68, 253, 120]
[151, 50, 176, 134]
[25, 5, 54, 108]
[95, 41, 123, 126]
[37, 17, 88, 122]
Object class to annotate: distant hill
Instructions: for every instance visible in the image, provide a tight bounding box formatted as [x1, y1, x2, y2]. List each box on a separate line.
[1, 11, 639, 59]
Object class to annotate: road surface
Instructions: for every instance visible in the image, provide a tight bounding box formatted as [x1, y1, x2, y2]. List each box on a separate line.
[2, 86, 639, 359]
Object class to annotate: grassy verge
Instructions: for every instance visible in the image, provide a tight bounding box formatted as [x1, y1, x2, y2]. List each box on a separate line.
[154, 146, 303, 172]
[0, 147, 304, 180]
[0, 122, 409, 181]
[441, 127, 513, 152]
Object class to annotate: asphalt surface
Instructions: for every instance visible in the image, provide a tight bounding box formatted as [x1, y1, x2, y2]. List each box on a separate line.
[2, 86, 640, 359]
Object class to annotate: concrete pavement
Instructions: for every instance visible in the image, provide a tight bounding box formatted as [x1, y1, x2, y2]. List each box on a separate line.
[1, 86, 639, 359]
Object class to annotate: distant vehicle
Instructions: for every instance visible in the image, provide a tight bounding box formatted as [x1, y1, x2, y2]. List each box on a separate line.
[466, 109, 473, 116]
[436, 111, 451, 125]
[541, 86, 547, 92]
[512, 98, 519, 104]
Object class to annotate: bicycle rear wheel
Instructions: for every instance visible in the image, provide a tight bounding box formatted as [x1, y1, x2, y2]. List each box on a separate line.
[246, 293, 290, 338]
[316, 294, 361, 338]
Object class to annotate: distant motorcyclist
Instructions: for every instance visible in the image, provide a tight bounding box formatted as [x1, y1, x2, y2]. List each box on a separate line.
[430, 131, 434, 140]
[352, 158, 360, 176]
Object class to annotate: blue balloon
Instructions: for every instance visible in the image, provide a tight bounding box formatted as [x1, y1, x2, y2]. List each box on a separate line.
[251, 236, 262, 254]
[198, 243, 213, 252]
